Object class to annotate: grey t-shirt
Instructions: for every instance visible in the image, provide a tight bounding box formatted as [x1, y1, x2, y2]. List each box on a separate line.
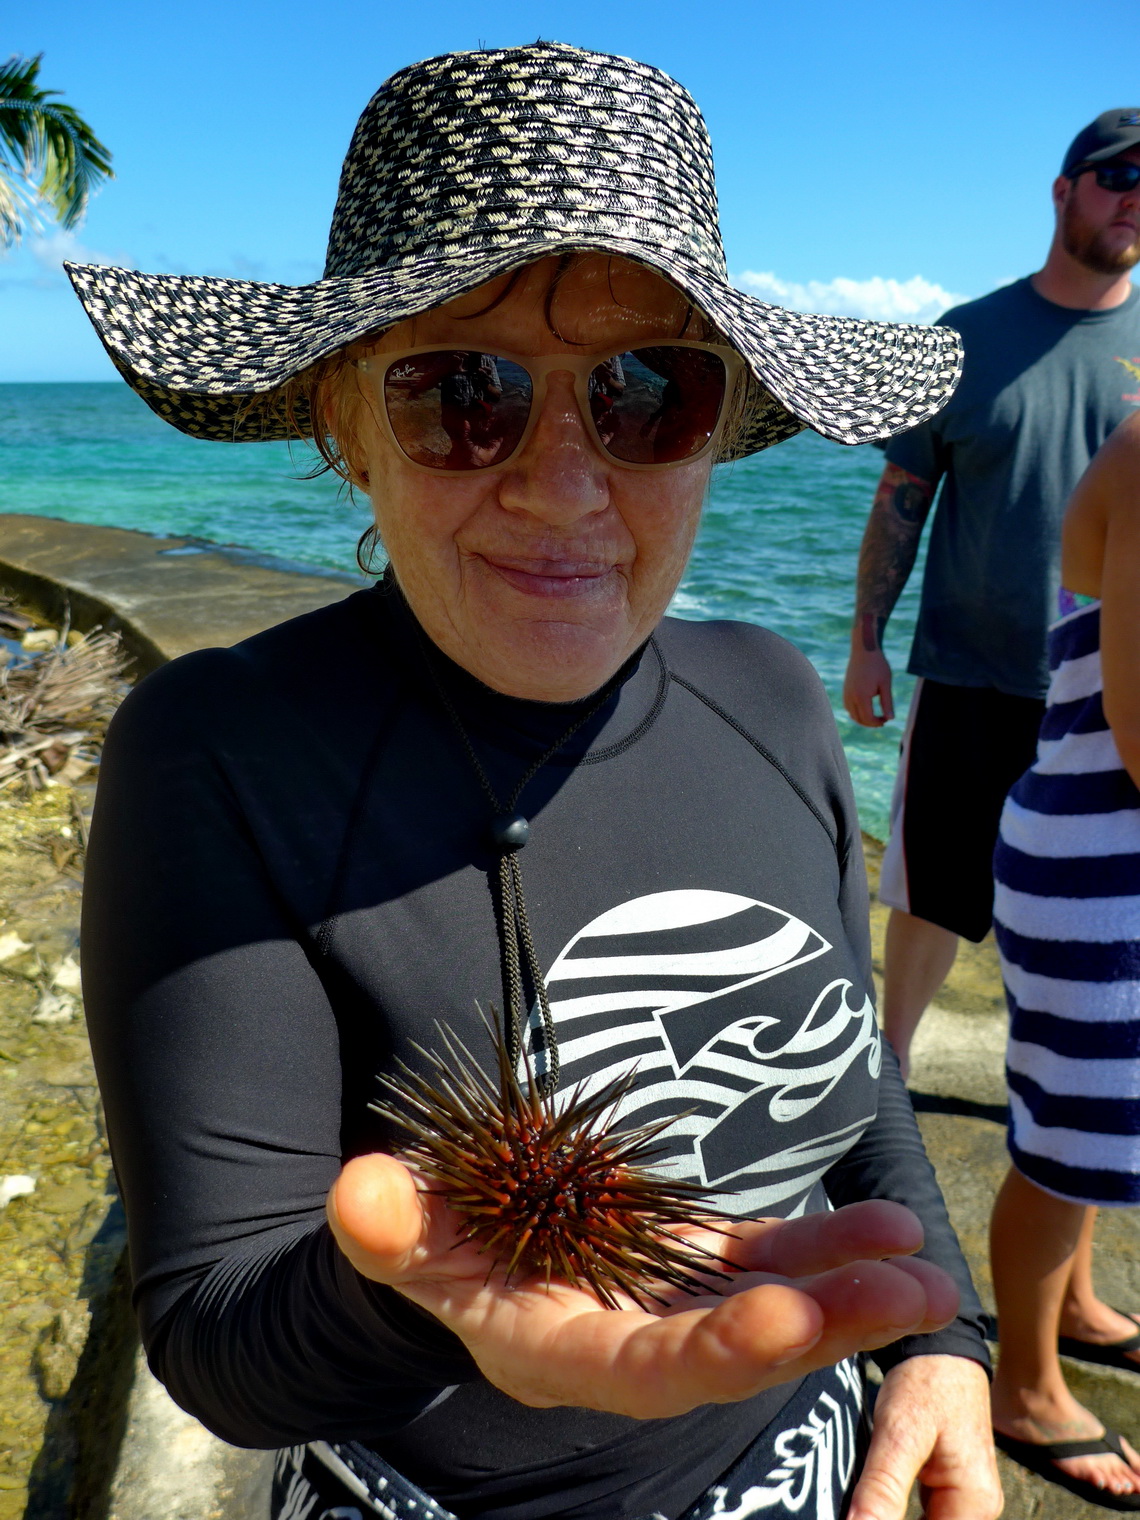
[886, 277, 1140, 698]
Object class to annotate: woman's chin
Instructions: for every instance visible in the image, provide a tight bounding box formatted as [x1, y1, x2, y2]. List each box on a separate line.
[448, 572, 637, 700]
[468, 617, 634, 702]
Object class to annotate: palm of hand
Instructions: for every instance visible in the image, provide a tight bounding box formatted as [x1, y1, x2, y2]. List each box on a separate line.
[329, 1154, 960, 1420]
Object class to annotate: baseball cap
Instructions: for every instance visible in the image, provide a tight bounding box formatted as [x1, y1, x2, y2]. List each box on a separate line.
[1062, 108, 1140, 177]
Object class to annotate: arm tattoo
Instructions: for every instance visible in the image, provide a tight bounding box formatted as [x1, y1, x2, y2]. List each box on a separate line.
[854, 463, 936, 649]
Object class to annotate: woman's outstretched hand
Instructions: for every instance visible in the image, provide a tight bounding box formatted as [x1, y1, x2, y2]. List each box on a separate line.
[327, 1153, 959, 1419]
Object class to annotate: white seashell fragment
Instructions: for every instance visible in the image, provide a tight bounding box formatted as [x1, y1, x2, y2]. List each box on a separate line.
[1, 1175, 36, 1207]
[0, 931, 32, 963]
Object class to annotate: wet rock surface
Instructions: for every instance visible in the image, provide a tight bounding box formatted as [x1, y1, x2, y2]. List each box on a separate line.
[0, 781, 132, 1520]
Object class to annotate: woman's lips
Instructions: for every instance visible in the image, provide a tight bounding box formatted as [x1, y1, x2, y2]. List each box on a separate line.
[484, 558, 616, 598]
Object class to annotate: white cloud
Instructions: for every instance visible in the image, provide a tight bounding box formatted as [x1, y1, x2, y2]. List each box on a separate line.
[29, 228, 118, 272]
[0, 228, 121, 290]
[733, 269, 969, 324]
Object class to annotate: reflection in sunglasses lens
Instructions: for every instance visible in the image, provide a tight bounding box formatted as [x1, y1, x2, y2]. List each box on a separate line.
[384, 352, 532, 470]
[381, 347, 728, 470]
[1095, 163, 1140, 193]
[594, 349, 728, 465]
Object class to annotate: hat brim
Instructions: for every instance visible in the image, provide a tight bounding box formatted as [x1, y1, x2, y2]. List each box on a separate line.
[65, 239, 961, 459]
[1067, 139, 1140, 173]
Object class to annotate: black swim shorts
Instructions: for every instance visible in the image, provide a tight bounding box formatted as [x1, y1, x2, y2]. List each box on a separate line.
[270, 1359, 870, 1520]
[879, 678, 1045, 943]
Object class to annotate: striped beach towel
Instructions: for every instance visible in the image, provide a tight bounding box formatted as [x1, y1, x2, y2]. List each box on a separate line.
[993, 600, 1140, 1206]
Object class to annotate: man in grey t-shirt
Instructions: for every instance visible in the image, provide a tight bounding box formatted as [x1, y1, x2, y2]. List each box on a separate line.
[842, 109, 1140, 1080]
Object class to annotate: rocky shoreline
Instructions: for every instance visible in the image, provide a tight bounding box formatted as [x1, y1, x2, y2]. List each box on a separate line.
[0, 518, 359, 1519]
[0, 749, 128, 1519]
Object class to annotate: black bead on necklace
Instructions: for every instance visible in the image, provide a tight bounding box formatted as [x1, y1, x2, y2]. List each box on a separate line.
[490, 813, 530, 853]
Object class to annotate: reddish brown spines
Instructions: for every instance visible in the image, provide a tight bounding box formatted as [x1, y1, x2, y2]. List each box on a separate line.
[372, 1018, 733, 1310]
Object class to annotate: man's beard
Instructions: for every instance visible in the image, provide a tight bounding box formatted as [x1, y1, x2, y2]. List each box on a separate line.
[1062, 195, 1140, 275]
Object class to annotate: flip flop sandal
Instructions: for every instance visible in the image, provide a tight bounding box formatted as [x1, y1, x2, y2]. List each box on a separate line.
[994, 1427, 1140, 1511]
[1060, 1311, 1140, 1373]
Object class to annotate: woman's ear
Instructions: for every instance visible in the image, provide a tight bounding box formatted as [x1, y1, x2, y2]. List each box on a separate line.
[319, 364, 372, 489]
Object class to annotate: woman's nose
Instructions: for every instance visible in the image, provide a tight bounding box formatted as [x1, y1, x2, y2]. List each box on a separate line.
[496, 372, 609, 523]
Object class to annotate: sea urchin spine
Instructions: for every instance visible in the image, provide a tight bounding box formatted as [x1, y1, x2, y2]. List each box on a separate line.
[371, 1015, 734, 1310]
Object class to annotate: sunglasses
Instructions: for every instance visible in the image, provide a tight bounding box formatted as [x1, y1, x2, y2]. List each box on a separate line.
[354, 341, 741, 472]
[1076, 161, 1140, 194]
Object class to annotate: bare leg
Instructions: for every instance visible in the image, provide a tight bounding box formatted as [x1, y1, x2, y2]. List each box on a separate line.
[990, 1165, 1140, 1494]
[1060, 1206, 1140, 1361]
[881, 908, 958, 1080]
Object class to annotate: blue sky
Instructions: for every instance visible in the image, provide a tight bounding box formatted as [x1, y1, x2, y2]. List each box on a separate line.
[4, 0, 1137, 381]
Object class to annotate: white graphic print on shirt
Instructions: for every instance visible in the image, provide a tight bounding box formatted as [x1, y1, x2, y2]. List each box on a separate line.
[530, 889, 880, 1219]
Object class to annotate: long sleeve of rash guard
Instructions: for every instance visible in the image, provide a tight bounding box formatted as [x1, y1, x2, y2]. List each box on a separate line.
[81, 655, 480, 1446]
[821, 718, 990, 1376]
[825, 1045, 991, 1374]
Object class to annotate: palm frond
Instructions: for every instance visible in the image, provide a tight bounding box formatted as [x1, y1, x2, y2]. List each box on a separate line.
[0, 53, 113, 244]
[0, 162, 21, 244]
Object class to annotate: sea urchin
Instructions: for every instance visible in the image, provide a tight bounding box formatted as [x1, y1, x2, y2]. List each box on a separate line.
[372, 1017, 734, 1310]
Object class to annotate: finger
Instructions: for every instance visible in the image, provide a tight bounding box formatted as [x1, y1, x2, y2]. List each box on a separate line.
[846, 1418, 920, 1520]
[327, 1152, 435, 1282]
[609, 1262, 931, 1415]
[463, 1279, 823, 1415]
[843, 681, 867, 726]
[442, 1258, 937, 1419]
[885, 1256, 960, 1331]
[880, 673, 895, 723]
[855, 690, 879, 728]
[617, 1282, 826, 1408]
[843, 671, 872, 728]
[796, 1258, 934, 1350]
[723, 1200, 925, 1278]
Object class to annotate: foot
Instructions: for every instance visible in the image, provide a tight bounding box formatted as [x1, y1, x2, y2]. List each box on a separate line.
[992, 1388, 1140, 1497]
[1061, 1303, 1140, 1366]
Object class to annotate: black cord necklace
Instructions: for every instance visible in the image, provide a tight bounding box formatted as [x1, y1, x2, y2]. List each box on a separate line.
[418, 637, 623, 1096]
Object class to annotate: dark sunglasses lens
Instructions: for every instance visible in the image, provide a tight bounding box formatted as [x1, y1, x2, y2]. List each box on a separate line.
[383, 352, 531, 470]
[592, 349, 728, 465]
[1095, 163, 1140, 193]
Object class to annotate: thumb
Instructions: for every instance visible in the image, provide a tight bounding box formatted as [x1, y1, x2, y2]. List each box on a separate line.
[880, 669, 895, 723]
[327, 1152, 427, 1282]
[846, 1414, 923, 1520]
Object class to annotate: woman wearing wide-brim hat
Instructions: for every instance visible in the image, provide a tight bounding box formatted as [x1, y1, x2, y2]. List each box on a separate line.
[72, 43, 1001, 1520]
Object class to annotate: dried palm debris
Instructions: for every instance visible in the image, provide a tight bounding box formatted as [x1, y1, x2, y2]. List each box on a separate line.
[0, 623, 129, 790]
[0, 601, 32, 639]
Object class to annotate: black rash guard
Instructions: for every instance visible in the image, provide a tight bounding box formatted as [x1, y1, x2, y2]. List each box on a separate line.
[81, 577, 988, 1520]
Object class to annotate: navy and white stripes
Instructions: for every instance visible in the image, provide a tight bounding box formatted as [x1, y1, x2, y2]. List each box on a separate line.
[993, 601, 1140, 1205]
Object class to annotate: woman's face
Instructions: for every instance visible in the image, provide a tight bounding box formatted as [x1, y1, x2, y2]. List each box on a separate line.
[349, 256, 715, 701]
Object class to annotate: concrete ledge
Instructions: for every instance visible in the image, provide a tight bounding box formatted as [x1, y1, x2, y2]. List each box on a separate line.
[0, 513, 363, 672]
[108, 1354, 272, 1520]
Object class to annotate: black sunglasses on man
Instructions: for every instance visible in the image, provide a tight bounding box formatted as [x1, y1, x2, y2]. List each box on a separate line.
[1073, 160, 1140, 194]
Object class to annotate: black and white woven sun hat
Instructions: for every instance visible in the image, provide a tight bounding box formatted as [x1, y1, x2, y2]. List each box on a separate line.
[65, 42, 962, 458]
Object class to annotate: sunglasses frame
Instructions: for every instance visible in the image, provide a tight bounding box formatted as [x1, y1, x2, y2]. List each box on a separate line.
[1073, 160, 1140, 194]
[354, 340, 745, 474]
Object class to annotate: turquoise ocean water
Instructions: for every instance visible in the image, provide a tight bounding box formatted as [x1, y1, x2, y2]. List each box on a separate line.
[0, 382, 927, 839]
